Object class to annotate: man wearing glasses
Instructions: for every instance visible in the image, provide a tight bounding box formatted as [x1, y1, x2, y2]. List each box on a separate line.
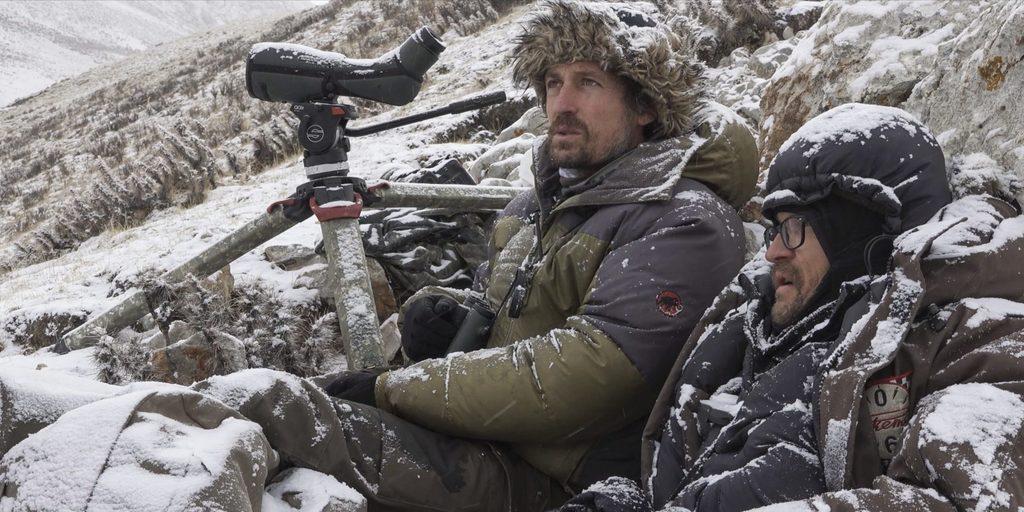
[561, 103, 1024, 511]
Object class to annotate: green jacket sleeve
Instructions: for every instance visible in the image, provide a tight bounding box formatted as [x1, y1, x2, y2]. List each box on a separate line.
[375, 315, 652, 444]
[374, 188, 744, 444]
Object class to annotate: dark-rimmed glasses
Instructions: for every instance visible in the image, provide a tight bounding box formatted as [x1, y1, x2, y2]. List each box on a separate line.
[763, 215, 809, 250]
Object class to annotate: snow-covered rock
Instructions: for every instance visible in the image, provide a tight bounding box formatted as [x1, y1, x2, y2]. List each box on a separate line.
[905, 2, 1024, 184]
[707, 38, 797, 128]
[759, 1, 981, 166]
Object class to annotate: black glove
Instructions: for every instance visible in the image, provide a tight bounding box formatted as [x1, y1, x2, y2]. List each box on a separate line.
[323, 369, 383, 407]
[557, 477, 651, 512]
[401, 295, 468, 361]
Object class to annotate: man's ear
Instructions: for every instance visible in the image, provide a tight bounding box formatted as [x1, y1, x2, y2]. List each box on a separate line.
[637, 109, 655, 128]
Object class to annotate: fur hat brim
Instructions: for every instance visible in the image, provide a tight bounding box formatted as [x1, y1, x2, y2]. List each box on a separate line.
[510, 1, 706, 139]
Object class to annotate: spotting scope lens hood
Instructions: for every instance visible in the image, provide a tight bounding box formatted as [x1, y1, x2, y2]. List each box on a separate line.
[246, 26, 445, 106]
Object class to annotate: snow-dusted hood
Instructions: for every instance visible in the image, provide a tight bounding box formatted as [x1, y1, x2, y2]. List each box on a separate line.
[762, 103, 952, 235]
[510, 0, 706, 140]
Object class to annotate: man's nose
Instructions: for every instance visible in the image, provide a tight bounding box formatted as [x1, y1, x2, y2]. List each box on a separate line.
[764, 232, 793, 263]
[548, 85, 579, 115]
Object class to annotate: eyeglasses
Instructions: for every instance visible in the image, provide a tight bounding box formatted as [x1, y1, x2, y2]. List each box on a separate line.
[763, 215, 809, 250]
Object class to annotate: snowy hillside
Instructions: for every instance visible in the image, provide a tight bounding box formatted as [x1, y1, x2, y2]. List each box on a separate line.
[1, 0, 1023, 508]
[0, 0, 525, 277]
[0, 0, 318, 107]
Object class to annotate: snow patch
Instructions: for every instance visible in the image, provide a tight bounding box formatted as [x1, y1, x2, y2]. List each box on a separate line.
[776, 103, 925, 159]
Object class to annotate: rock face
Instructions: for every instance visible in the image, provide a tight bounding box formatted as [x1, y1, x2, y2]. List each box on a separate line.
[758, 1, 983, 167]
[1, 310, 87, 351]
[905, 2, 1024, 182]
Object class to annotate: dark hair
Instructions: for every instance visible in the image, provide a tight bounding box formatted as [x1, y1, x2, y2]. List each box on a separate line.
[622, 77, 657, 139]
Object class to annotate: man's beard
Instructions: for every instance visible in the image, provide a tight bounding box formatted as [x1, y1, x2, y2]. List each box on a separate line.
[770, 261, 813, 327]
[548, 113, 636, 170]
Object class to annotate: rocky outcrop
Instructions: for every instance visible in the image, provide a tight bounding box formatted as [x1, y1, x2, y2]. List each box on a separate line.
[905, 2, 1024, 183]
[758, 1, 984, 167]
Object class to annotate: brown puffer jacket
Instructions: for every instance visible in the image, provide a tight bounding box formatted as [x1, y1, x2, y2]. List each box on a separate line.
[375, 102, 758, 488]
[641, 194, 1024, 511]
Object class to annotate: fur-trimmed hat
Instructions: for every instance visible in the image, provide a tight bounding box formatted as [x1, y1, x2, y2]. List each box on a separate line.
[510, 0, 707, 140]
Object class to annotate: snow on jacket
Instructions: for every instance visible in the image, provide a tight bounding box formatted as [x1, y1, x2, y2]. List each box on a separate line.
[373, 103, 757, 487]
[639, 104, 1024, 511]
[641, 194, 1024, 511]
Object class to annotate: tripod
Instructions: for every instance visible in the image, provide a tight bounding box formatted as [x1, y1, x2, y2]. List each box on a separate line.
[55, 91, 522, 372]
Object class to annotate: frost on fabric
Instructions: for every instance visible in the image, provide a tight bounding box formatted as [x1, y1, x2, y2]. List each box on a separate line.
[906, 195, 1024, 261]
[868, 268, 922, 361]
[89, 411, 267, 511]
[762, 189, 799, 205]
[919, 383, 1024, 509]
[198, 368, 308, 412]
[822, 418, 852, 489]
[577, 476, 648, 508]
[0, 390, 267, 512]
[775, 103, 928, 159]
[263, 468, 366, 512]
[961, 298, 1024, 329]
[0, 366, 119, 425]
[0, 392, 154, 510]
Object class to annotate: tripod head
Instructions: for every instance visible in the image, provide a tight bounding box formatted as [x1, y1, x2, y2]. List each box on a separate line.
[247, 28, 506, 186]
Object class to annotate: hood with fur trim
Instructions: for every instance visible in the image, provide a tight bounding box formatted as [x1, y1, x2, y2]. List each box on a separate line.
[510, 0, 707, 140]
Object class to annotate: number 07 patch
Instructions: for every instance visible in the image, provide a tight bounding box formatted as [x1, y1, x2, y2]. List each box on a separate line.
[865, 370, 912, 472]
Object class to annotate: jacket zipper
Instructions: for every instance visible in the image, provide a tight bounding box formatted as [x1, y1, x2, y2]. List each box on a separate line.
[508, 211, 544, 318]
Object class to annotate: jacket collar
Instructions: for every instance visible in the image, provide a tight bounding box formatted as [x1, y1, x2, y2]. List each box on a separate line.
[530, 131, 708, 214]
[814, 195, 1021, 489]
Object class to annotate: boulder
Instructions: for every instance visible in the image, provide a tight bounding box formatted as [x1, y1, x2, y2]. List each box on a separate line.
[905, 2, 1024, 185]
[265, 245, 321, 271]
[150, 332, 217, 385]
[759, 1, 982, 167]
[467, 133, 536, 182]
[0, 310, 88, 351]
[199, 265, 235, 302]
[211, 330, 249, 374]
[494, 106, 547, 143]
[296, 257, 397, 323]
[708, 38, 797, 128]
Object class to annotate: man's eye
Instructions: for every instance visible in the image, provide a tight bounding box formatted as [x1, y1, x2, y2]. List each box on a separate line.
[582, 78, 600, 87]
[545, 80, 561, 89]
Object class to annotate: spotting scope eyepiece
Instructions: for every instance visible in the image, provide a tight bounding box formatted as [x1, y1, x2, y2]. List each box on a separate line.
[246, 26, 445, 106]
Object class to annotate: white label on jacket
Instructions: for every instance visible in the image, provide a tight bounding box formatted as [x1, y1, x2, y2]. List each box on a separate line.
[865, 370, 912, 472]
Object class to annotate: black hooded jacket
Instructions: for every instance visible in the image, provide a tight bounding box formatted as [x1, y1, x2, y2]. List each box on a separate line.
[650, 104, 952, 511]
[558, 104, 954, 512]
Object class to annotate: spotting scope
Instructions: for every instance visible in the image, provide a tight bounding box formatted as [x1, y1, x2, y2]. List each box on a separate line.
[246, 27, 445, 106]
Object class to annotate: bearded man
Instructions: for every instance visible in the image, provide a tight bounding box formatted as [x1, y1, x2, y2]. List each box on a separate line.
[317, 1, 758, 508]
[559, 103, 1024, 512]
[0, 2, 758, 511]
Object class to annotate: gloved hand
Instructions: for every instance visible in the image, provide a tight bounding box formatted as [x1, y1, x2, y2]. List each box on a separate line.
[558, 477, 652, 512]
[323, 369, 385, 407]
[401, 295, 468, 361]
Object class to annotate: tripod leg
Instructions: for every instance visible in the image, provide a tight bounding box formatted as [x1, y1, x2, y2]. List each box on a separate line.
[56, 208, 303, 353]
[318, 216, 386, 370]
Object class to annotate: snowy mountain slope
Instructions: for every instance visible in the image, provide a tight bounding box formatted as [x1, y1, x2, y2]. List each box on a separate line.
[0, 0, 319, 108]
[0, 0, 527, 277]
[0, 0, 537, 356]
